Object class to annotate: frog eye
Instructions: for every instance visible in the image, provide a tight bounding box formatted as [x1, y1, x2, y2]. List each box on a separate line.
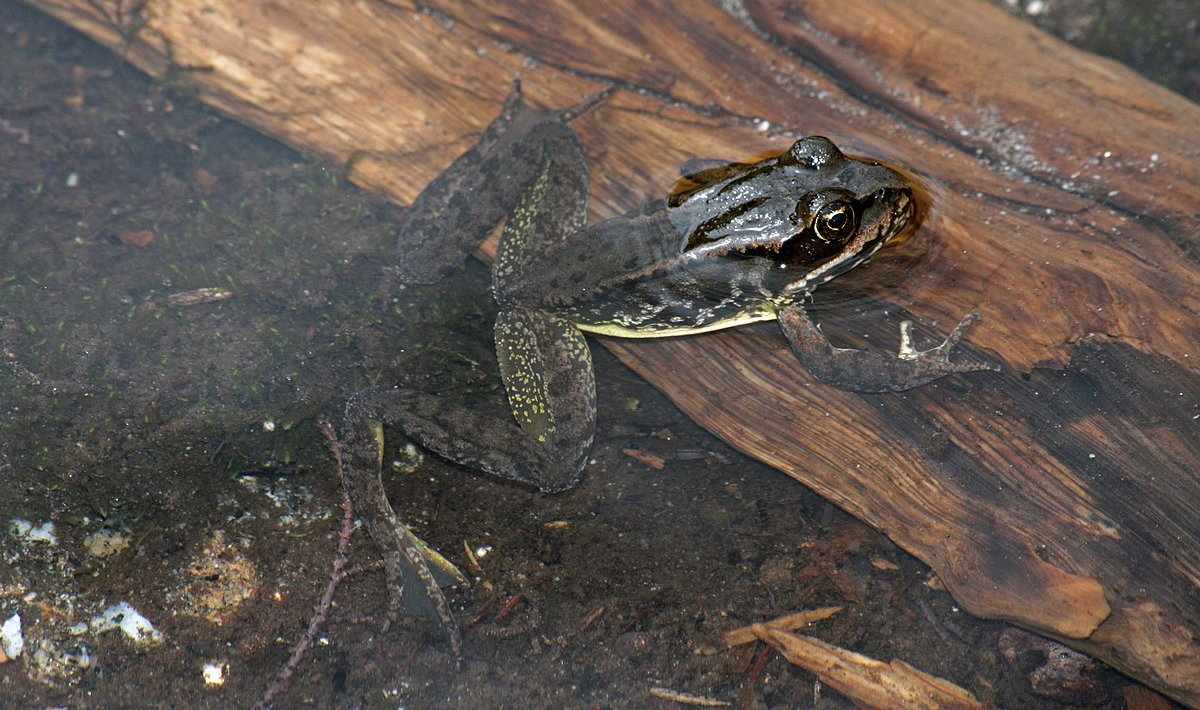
[789, 136, 843, 170]
[814, 201, 857, 242]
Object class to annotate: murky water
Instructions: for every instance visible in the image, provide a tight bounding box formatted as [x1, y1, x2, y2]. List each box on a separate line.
[1, 2, 1195, 707]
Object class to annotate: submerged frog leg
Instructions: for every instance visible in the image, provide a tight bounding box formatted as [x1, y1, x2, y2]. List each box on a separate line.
[339, 314, 594, 649]
[491, 131, 587, 300]
[352, 381, 593, 494]
[342, 82, 609, 655]
[394, 80, 602, 286]
[338, 403, 467, 656]
[493, 308, 597, 492]
[777, 304, 999, 393]
[391, 85, 534, 285]
[486, 121, 596, 489]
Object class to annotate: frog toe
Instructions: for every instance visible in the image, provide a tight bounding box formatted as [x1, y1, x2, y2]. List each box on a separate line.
[897, 310, 1001, 373]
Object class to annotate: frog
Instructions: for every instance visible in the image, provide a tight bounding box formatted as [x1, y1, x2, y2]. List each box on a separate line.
[339, 82, 996, 657]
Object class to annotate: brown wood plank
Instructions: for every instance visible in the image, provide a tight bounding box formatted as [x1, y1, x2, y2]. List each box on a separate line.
[23, 0, 1200, 704]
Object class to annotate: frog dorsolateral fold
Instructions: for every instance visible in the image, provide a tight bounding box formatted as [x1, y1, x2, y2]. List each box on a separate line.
[339, 82, 996, 655]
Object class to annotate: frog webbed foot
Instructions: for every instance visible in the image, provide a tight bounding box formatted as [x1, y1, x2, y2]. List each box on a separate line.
[777, 304, 1000, 393]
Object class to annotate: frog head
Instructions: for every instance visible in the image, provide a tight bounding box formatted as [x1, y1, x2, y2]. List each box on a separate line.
[676, 136, 916, 299]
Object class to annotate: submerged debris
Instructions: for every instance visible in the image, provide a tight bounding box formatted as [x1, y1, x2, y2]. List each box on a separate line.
[72, 602, 163, 646]
[202, 659, 229, 687]
[1, 613, 23, 660]
[752, 626, 982, 709]
[8, 518, 57, 545]
[622, 447, 666, 469]
[27, 638, 94, 685]
[165, 287, 235, 306]
[721, 606, 843, 649]
[82, 528, 130, 558]
[999, 628, 1108, 705]
[649, 686, 729, 706]
[175, 530, 260, 625]
[117, 229, 156, 249]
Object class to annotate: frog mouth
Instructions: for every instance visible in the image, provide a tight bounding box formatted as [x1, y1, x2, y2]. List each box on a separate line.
[780, 187, 914, 296]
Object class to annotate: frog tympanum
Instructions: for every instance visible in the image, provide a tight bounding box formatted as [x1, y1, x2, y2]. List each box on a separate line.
[340, 83, 995, 655]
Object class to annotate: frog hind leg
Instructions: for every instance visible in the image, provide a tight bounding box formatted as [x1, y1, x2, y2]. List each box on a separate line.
[394, 82, 589, 286]
[492, 307, 596, 492]
[338, 313, 594, 648]
[777, 303, 1000, 393]
[490, 125, 588, 300]
[338, 401, 466, 657]
[487, 130, 595, 491]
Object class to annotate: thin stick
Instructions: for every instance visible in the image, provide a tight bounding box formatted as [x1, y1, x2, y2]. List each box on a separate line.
[722, 606, 843, 648]
[253, 420, 355, 710]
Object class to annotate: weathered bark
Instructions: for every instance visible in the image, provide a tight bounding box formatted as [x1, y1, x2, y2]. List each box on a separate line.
[23, 0, 1200, 704]
[754, 626, 985, 709]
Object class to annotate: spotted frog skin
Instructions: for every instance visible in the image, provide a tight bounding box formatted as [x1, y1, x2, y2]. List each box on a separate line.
[340, 83, 994, 654]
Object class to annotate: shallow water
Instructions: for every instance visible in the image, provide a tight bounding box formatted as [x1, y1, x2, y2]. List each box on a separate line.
[0, 2, 1195, 708]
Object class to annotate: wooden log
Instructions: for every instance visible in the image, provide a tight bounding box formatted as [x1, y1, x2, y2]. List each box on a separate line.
[23, 0, 1200, 704]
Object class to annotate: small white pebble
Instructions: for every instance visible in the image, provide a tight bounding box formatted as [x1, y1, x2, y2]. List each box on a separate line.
[262, 420, 276, 432]
[89, 602, 163, 645]
[65, 172, 79, 187]
[755, 119, 770, 132]
[475, 545, 492, 559]
[202, 660, 228, 686]
[1, 614, 23, 659]
[9, 518, 57, 545]
[1025, 0, 1045, 14]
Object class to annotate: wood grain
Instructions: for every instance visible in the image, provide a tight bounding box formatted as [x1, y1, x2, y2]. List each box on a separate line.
[23, 0, 1200, 704]
[753, 626, 985, 709]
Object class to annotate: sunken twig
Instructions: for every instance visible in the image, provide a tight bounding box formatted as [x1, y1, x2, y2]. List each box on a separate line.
[254, 420, 354, 710]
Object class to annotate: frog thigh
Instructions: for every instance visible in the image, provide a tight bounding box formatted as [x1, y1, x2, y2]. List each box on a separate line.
[352, 309, 594, 492]
[494, 307, 596, 490]
[393, 90, 582, 285]
[491, 126, 588, 299]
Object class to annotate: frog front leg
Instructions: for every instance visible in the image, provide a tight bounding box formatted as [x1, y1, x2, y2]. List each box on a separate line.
[777, 303, 997, 392]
